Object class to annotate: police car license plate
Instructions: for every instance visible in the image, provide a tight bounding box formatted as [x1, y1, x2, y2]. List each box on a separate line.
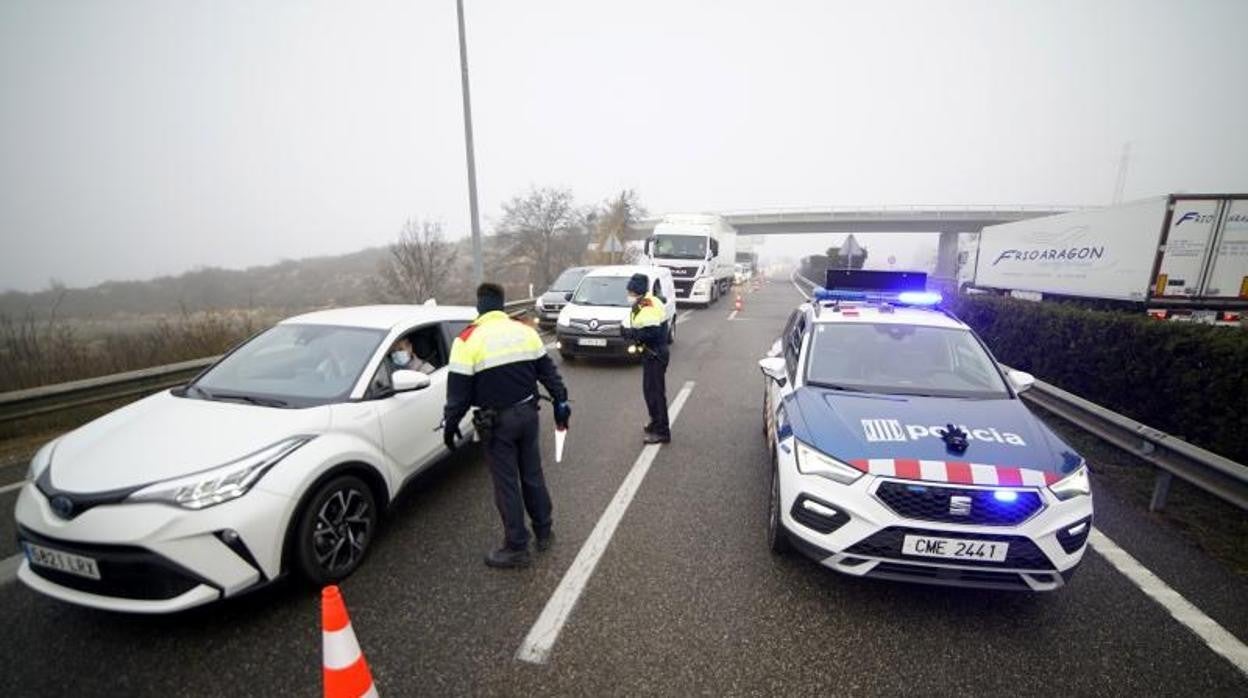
[24, 543, 101, 580]
[577, 338, 607, 347]
[902, 535, 1009, 563]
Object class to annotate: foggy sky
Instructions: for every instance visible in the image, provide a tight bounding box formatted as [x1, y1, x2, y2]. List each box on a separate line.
[2, 0, 1247, 292]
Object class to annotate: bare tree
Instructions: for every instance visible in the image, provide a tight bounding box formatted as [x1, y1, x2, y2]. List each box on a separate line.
[588, 189, 647, 265]
[372, 219, 460, 303]
[495, 186, 588, 289]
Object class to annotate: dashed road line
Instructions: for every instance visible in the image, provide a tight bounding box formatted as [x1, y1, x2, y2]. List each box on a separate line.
[0, 480, 28, 495]
[516, 381, 697, 665]
[727, 310, 739, 321]
[1, 553, 22, 585]
[1089, 529, 1248, 677]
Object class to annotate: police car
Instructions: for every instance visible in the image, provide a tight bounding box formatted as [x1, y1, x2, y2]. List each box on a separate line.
[16, 305, 480, 612]
[760, 271, 1092, 591]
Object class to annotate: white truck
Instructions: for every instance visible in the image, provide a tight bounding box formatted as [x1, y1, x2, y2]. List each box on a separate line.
[968, 194, 1248, 322]
[644, 214, 737, 305]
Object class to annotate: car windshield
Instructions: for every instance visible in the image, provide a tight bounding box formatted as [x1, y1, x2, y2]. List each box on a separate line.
[653, 234, 707, 260]
[806, 323, 1010, 399]
[572, 276, 633, 307]
[189, 324, 386, 406]
[550, 267, 590, 292]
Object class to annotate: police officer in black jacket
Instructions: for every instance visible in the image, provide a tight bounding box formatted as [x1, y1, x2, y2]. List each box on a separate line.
[443, 283, 571, 568]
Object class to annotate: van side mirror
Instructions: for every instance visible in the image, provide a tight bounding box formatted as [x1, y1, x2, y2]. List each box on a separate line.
[1007, 369, 1035, 393]
[758, 357, 787, 387]
[392, 370, 431, 393]
[564, 291, 573, 302]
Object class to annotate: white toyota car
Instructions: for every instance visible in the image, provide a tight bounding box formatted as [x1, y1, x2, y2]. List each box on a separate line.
[16, 305, 479, 613]
[761, 272, 1093, 591]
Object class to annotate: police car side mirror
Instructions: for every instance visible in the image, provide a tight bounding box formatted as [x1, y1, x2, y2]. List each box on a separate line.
[758, 357, 787, 386]
[392, 370, 431, 393]
[1007, 369, 1035, 394]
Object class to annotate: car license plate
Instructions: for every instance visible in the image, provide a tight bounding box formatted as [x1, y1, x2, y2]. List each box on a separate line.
[577, 338, 607, 347]
[902, 535, 1009, 562]
[24, 543, 101, 580]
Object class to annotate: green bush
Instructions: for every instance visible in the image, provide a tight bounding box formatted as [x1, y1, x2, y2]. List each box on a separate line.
[949, 294, 1248, 465]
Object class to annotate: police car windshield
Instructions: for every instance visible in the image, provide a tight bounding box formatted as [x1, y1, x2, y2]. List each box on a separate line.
[573, 276, 633, 306]
[806, 323, 1010, 399]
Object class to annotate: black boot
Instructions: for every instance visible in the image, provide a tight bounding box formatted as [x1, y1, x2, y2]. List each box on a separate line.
[536, 531, 555, 552]
[643, 432, 671, 444]
[484, 546, 531, 568]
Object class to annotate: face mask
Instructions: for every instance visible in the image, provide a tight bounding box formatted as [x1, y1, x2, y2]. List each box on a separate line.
[627, 294, 640, 304]
[390, 350, 411, 366]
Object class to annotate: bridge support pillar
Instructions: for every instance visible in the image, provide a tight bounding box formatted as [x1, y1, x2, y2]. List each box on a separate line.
[933, 230, 960, 290]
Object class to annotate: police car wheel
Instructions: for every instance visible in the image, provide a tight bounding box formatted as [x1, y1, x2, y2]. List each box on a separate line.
[767, 457, 791, 554]
[292, 475, 377, 585]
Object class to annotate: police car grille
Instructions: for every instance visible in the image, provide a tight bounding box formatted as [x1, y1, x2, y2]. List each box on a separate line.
[875, 481, 1044, 526]
[867, 562, 1034, 591]
[845, 527, 1055, 570]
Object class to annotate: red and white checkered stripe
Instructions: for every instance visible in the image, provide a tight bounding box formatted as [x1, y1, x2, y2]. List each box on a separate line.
[848, 458, 1060, 487]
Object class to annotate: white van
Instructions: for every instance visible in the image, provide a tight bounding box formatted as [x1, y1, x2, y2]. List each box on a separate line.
[554, 265, 678, 360]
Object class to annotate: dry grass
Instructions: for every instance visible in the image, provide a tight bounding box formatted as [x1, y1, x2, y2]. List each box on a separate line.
[0, 310, 265, 393]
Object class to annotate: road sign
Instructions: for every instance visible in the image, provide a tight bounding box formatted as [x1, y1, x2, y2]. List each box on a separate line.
[839, 234, 865, 259]
[601, 235, 624, 253]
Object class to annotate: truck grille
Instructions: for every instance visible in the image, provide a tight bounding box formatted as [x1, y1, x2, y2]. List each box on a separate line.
[875, 481, 1043, 526]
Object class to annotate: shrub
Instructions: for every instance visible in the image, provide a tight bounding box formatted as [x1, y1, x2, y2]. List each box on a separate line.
[949, 294, 1248, 464]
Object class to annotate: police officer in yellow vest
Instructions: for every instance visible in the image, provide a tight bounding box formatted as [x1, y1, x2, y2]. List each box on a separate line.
[621, 273, 671, 444]
[443, 283, 571, 568]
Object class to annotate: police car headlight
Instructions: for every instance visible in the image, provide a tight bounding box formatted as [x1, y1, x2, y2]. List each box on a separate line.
[129, 436, 313, 509]
[795, 441, 862, 485]
[1048, 463, 1091, 501]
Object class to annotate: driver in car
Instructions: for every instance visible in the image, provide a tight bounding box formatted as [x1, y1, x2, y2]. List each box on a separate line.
[388, 336, 436, 375]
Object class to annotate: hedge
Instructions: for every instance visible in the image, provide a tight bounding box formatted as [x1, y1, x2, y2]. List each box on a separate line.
[948, 294, 1248, 465]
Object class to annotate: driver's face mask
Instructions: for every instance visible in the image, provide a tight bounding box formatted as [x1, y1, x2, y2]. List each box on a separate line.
[390, 350, 412, 367]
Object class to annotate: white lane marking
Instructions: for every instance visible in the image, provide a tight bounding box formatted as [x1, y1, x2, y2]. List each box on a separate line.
[790, 270, 812, 299]
[677, 310, 693, 324]
[0, 480, 27, 495]
[1, 553, 22, 584]
[727, 310, 739, 321]
[516, 381, 697, 665]
[1089, 528, 1248, 677]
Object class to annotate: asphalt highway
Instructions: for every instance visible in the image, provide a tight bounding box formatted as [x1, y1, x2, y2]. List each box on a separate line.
[0, 280, 1245, 696]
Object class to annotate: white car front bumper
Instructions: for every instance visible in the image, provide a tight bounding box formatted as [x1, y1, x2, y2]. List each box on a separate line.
[14, 481, 296, 612]
[775, 444, 1093, 591]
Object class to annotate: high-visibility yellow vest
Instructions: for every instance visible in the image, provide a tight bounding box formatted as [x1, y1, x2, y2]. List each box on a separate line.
[630, 293, 667, 329]
[448, 311, 546, 376]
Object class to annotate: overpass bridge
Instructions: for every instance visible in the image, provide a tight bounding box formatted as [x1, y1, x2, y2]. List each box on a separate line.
[636, 205, 1087, 277]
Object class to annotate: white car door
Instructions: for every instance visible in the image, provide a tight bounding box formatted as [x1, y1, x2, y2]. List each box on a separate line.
[373, 324, 452, 476]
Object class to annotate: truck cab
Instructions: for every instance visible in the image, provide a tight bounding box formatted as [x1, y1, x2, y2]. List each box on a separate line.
[645, 214, 737, 306]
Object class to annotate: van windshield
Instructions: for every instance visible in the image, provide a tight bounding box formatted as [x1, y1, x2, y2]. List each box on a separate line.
[572, 276, 633, 307]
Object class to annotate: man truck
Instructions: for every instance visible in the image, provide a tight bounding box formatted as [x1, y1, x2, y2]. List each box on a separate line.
[966, 194, 1248, 323]
[644, 214, 738, 305]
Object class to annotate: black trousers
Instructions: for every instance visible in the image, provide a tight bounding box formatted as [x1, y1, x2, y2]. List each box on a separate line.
[643, 350, 670, 438]
[484, 402, 552, 550]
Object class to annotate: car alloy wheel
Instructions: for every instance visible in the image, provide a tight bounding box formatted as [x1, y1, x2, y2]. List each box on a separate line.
[768, 457, 791, 554]
[294, 475, 377, 584]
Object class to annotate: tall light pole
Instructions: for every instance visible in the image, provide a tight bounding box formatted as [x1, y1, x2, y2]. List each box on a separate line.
[456, 0, 483, 285]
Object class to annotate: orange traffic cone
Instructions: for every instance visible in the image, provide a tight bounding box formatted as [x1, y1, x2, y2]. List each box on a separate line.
[322, 585, 379, 698]
[734, 295, 743, 312]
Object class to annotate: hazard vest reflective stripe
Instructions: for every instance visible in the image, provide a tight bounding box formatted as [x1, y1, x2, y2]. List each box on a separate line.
[630, 293, 667, 329]
[448, 310, 547, 376]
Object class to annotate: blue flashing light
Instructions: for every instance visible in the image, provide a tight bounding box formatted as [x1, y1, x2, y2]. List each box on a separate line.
[993, 490, 1019, 503]
[813, 287, 867, 302]
[896, 291, 943, 306]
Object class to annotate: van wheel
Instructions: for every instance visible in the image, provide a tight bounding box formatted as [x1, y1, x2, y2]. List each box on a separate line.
[292, 475, 377, 585]
[668, 323, 676, 345]
[560, 352, 576, 362]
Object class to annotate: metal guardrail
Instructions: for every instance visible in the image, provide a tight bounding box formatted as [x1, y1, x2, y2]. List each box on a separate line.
[792, 268, 1246, 511]
[1015, 375, 1248, 512]
[0, 299, 538, 426]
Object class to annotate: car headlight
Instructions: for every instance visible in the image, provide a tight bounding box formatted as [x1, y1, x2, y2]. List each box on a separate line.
[558, 313, 572, 327]
[129, 436, 314, 509]
[795, 441, 863, 485]
[1048, 463, 1091, 501]
[27, 439, 59, 480]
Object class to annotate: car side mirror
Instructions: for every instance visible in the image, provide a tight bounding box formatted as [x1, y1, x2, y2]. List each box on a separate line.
[1008, 369, 1035, 394]
[392, 369, 431, 393]
[758, 357, 787, 387]
[564, 292, 573, 302]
